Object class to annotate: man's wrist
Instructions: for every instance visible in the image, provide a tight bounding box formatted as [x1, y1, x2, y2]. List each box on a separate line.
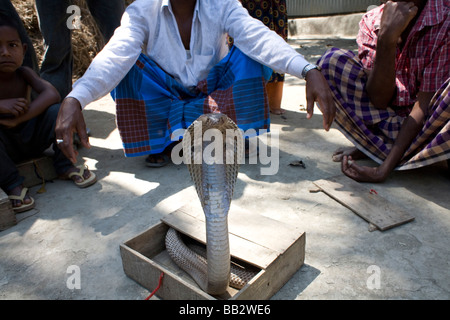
[302, 64, 321, 79]
[63, 97, 83, 111]
[378, 27, 400, 47]
[64, 96, 83, 110]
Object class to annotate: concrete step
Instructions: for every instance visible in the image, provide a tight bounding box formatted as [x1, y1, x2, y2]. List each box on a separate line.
[288, 13, 364, 38]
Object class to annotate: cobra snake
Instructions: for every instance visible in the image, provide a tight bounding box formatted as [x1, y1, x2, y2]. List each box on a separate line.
[165, 113, 257, 295]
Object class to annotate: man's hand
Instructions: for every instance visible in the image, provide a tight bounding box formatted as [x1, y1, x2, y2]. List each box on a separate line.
[55, 97, 90, 164]
[305, 69, 336, 131]
[341, 155, 389, 183]
[366, 1, 418, 109]
[380, 1, 418, 43]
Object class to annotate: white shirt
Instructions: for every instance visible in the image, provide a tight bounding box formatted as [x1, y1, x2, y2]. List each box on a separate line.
[69, 0, 309, 108]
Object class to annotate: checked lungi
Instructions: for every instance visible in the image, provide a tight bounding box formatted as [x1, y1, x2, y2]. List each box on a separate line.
[111, 47, 272, 157]
[318, 48, 450, 170]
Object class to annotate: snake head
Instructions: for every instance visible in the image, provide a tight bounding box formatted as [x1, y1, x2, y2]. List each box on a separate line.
[197, 113, 228, 126]
[183, 113, 242, 213]
[183, 113, 243, 165]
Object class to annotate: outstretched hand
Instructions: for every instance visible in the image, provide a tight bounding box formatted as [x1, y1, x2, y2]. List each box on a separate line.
[304, 69, 336, 131]
[55, 97, 90, 164]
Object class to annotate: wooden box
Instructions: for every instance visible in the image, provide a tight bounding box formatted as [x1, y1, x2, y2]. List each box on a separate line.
[120, 205, 305, 300]
[0, 188, 16, 231]
[0, 156, 57, 231]
[17, 156, 57, 188]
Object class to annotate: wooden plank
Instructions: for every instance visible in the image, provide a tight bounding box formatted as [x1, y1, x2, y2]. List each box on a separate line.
[313, 176, 415, 231]
[228, 208, 302, 254]
[164, 194, 303, 253]
[162, 208, 278, 269]
[124, 220, 168, 258]
[232, 231, 305, 300]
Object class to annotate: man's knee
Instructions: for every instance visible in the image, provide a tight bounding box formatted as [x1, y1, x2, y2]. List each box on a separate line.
[320, 48, 360, 71]
[40, 103, 61, 127]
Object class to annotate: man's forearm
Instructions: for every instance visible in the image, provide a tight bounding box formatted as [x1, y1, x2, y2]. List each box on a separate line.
[366, 33, 397, 109]
[379, 92, 433, 175]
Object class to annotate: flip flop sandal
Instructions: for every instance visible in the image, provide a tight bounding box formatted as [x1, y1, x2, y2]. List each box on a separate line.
[145, 154, 170, 168]
[8, 187, 35, 213]
[67, 165, 97, 188]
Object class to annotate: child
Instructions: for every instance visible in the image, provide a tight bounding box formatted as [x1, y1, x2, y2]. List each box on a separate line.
[0, 14, 96, 213]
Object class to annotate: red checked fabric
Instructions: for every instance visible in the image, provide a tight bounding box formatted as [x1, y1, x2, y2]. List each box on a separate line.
[356, 0, 449, 107]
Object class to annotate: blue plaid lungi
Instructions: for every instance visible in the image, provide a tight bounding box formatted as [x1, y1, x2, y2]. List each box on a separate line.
[111, 46, 272, 157]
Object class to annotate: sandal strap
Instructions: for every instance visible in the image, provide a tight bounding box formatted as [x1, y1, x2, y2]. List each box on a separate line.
[8, 187, 29, 201]
[68, 165, 86, 179]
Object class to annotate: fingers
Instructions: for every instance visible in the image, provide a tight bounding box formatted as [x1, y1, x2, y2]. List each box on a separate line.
[382, 1, 418, 38]
[409, 4, 419, 16]
[318, 91, 336, 131]
[386, 1, 416, 10]
[341, 155, 360, 180]
[16, 98, 28, 107]
[313, 89, 335, 131]
[55, 97, 84, 164]
[305, 70, 336, 131]
[12, 98, 28, 116]
[306, 95, 314, 120]
[10, 108, 21, 117]
[341, 155, 350, 173]
[58, 125, 78, 164]
[76, 119, 91, 150]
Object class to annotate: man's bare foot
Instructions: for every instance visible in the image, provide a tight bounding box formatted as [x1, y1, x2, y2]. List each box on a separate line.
[270, 107, 286, 115]
[332, 147, 367, 162]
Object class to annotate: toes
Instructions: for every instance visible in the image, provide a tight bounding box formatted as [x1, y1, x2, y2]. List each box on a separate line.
[332, 153, 344, 162]
[270, 108, 286, 115]
[332, 147, 359, 162]
[82, 169, 92, 180]
[8, 186, 32, 207]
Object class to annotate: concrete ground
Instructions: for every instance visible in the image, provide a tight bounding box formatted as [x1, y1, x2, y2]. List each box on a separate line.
[1, 14, 449, 300]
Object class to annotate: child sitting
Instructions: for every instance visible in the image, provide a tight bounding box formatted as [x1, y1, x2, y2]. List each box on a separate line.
[0, 14, 96, 213]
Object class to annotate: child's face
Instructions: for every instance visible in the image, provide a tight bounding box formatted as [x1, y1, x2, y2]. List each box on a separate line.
[0, 26, 27, 73]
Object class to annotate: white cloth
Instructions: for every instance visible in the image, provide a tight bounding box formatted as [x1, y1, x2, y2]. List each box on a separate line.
[68, 0, 309, 108]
